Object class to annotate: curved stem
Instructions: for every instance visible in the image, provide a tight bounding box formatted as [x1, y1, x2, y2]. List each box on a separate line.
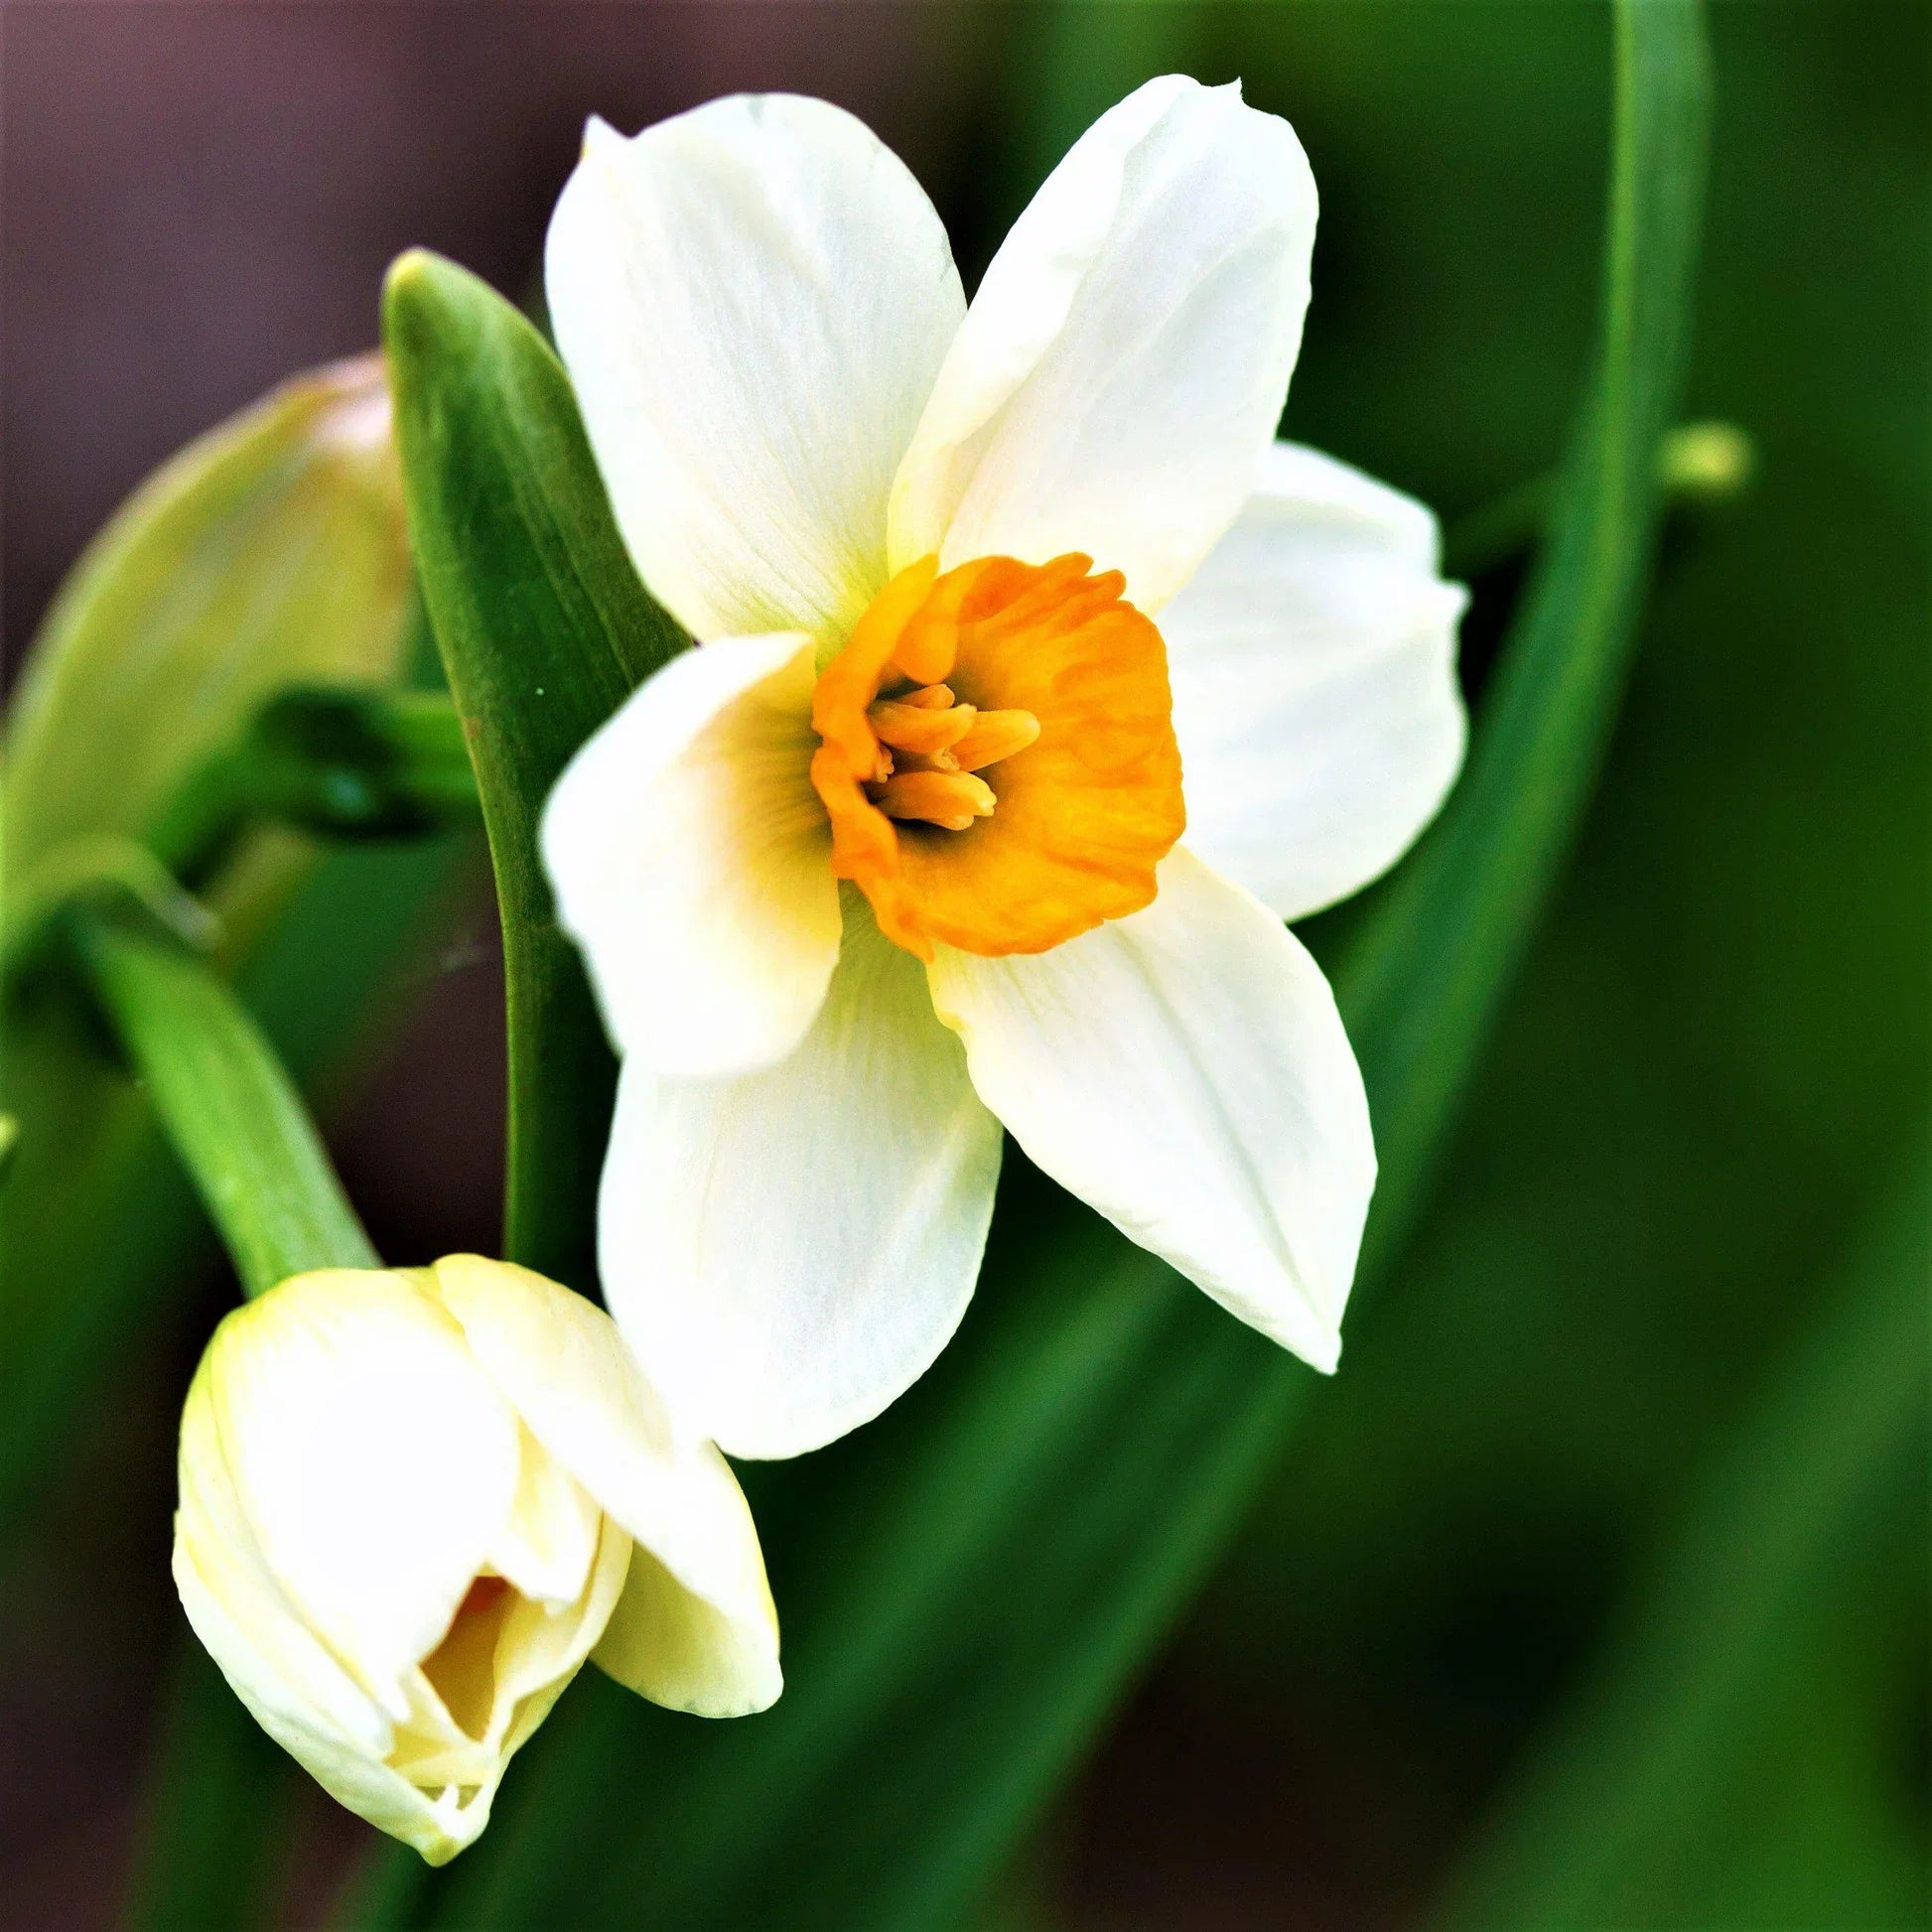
[68, 896, 377, 1296]
[148, 684, 481, 891]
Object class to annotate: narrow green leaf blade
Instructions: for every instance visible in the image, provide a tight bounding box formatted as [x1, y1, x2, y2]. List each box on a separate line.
[1429, 1134, 1929, 1929]
[1340, 0, 1715, 1257]
[381, 249, 685, 1288]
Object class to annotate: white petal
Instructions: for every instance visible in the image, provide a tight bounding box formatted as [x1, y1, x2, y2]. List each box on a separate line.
[398, 1515, 631, 1786]
[429, 1255, 781, 1717]
[176, 1368, 483, 1851]
[541, 632, 841, 1081]
[928, 849, 1373, 1371]
[1165, 441, 1468, 920]
[547, 97, 965, 644]
[594, 1542, 780, 1721]
[600, 894, 1003, 1459]
[175, 1532, 486, 1865]
[889, 75, 1315, 613]
[484, 1427, 603, 1609]
[173, 1471, 392, 1768]
[496, 1522, 632, 1749]
[197, 1269, 521, 1708]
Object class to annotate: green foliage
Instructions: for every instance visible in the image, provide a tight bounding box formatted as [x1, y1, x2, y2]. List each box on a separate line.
[381, 250, 687, 1290]
[1431, 1138, 1929, 1927]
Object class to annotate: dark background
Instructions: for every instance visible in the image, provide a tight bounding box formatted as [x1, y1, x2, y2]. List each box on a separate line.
[4, 5, 1926, 1927]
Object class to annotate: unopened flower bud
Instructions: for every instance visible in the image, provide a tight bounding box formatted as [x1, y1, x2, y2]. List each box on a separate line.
[173, 1256, 779, 1863]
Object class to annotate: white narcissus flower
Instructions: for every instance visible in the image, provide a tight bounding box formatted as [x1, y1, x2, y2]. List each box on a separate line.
[540, 78, 1467, 1459]
[173, 1258, 780, 1863]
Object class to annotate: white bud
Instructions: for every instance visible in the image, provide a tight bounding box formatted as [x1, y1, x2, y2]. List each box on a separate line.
[173, 1257, 780, 1863]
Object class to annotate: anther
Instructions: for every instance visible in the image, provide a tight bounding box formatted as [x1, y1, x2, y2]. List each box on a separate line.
[869, 694, 977, 757]
[872, 769, 996, 831]
[950, 709, 1040, 772]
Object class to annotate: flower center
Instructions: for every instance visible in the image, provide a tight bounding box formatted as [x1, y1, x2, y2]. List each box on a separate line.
[421, 1573, 516, 1741]
[862, 679, 1041, 831]
[809, 552, 1184, 959]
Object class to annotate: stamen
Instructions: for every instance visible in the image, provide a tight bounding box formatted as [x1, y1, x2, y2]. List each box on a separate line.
[898, 684, 956, 711]
[868, 694, 978, 757]
[873, 769, 996, 831]
[810, 549, 1178, 958]
[950, 709, 1040, 772]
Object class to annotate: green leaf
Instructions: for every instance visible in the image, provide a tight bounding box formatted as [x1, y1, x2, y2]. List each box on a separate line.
[367, 3, 1712, 1927]
[124, 1642, 297, 1932]
[68, 895, 377, 1296]
[0, 845, 472, 1550]
[381, 249, 686, 1288]
[1428, 1133, 1929, 1929]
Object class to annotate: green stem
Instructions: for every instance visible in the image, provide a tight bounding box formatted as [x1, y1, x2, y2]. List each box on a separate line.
[65, 882, 390, 1932]
[1444, 417, 1753, 580]
[1, 690, 476, 998]
[149, 685, 480, 890]
[1342, 4, 1713, 1271]
[68, 897, 377, 1295]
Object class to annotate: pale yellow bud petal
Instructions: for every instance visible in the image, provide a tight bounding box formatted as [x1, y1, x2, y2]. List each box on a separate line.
[594, 1541, 781, 1719]
[175, 1257, 780, 1863]
[195, 1269, 520, 1703]
[428, 1254, 783, 1717]
[485, 1424, 604, 1607]
[174, 1529, 474, 1863]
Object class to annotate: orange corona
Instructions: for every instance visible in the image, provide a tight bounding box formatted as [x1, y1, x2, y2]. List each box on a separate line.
[809, 552, 1185, 959]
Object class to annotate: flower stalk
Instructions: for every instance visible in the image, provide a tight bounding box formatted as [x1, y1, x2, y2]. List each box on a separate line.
[1444, 417, 1753, 580]
[67, 892, 378, 1293]
[147, 684, 481, 891]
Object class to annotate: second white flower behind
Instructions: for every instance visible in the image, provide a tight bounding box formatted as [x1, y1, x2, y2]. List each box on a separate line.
[541, 77, 1468, 1458]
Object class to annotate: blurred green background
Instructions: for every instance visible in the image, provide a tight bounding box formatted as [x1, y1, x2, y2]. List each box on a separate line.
[2, 4, 1925, 1928]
